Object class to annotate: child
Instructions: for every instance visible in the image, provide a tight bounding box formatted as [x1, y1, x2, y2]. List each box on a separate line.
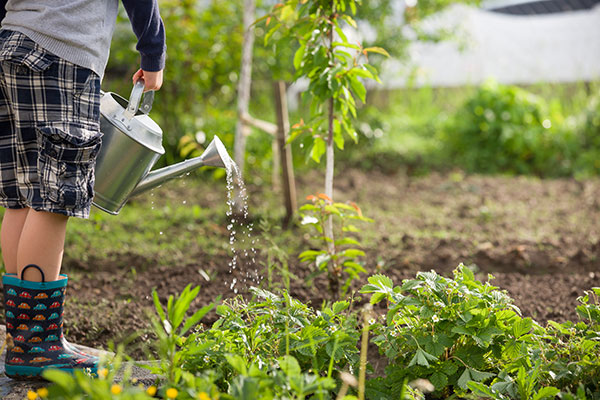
[0, 0, 166, 378]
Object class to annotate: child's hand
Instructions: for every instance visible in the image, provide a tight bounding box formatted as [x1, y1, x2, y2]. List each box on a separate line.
[132, 69, 163, 92]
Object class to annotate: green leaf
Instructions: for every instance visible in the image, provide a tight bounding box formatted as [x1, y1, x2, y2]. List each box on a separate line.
[280, 4, 295, 21]
[299, 204, 318, 212]
[310, 136, 326, 163]
[409, 348, 437, 367]
[349, 76, 366, 103]
[362, 63, 379, 81]
[441, 360, 458, 376]
[363, 47, 390, 57]
[462, 265, 475, 282]
[467, 381, 498, 398]
[367, 274, 394, 289]
[293, 43, 306, 70]
[512, 317, 533, 338]
[278, 355, 301, 377]
[333, 119, 344, 150]
[332, 301, 349, 314]
[324, 204, 341, 215]
[299, 250, 325, 260]
[332, 202, 356, 211]
[180, 301, 216, 336]
[533, 387, 561, 400]
[172, 285, 199, 330]
[451, 325, 472, 336]
[332, 42, 361, 51]
[475, 326, 504, 346]
[335, 237, 361, 246]
[342, 260, 365, 272]
[264, 23, 281, 46]
[334, 25, 348, 43]
[343, 224, 359, 232]
[430, 371, 448, 390]
[457, 368, 472, 389]
[42, 369, 75, 389]
[340, 249, 365, 258]
[226, 354, 248, 375]
[469, 368, 495, 382]
[152, 289, 166, 322]
[351, 67, 374, 80]
[342, 15, 357, 28]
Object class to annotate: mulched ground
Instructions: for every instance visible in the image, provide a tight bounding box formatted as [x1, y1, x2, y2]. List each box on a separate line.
[2, 169, 600, 359]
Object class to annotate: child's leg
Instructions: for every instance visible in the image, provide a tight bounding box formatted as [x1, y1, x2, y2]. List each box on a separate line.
[0, 207, 30, 274]
[16, 209, 68, 282]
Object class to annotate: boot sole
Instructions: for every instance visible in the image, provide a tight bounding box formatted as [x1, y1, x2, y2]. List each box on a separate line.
[5, 364, 98, 379]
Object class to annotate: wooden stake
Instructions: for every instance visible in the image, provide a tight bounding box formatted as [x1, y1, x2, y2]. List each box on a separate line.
[273, 81, 297, 226]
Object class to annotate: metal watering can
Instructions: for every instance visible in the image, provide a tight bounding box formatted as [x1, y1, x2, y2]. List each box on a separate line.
[92, 81, 230, 215]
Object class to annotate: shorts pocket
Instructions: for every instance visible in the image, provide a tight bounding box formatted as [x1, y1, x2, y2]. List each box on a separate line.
[0, 32, 56, 73]
[36, 125, 103, 209]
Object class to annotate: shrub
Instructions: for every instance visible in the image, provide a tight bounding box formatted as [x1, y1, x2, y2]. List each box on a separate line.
[443, 81, 576, 176]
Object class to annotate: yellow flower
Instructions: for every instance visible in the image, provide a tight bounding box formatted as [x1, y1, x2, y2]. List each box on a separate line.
[26, 390, 38, 400]
[198, 392, 211, 400]
[111, 384, 122, 395]
[166, 388, 179, 399]
[36, 388, 49, 398]
[98, 368, 108, 379]
[146, 386, 157, 396]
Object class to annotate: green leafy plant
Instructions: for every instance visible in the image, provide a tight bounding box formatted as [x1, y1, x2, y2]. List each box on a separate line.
[361, 264, 533, 397]
[468, 363, 560, 400]
[299, 194, 372, 297]
[226, 354, 336, 400]
[443, 80, 576, 176]
[535, 289, 600, 394]
[147, 284, 218, 386]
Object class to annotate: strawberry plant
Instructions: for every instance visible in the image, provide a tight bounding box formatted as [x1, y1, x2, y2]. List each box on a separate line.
[361, 265, 534, 397]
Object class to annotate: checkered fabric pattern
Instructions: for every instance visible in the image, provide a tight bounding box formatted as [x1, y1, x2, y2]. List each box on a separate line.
[0, 29, 102, 218]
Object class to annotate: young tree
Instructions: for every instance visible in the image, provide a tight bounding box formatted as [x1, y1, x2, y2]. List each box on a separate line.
[265, 0, 386, 254]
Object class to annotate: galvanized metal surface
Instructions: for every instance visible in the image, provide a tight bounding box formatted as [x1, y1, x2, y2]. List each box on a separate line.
[92, 82, 230, 215]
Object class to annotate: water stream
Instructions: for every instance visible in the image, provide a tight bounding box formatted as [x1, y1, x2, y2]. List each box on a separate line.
[223, 156, 260, 293]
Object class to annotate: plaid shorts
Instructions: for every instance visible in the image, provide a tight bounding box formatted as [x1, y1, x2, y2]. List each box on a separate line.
[0, 30, 102, 218]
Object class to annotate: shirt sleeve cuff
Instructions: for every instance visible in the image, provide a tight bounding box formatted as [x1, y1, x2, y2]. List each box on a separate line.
[140, 52, 166, 72]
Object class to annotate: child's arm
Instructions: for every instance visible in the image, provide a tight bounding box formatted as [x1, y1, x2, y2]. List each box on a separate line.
[121, 0, 166, 90]
[0, 0, 7, 23]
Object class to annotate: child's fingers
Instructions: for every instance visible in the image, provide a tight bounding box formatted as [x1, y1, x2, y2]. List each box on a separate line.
[132, 68, 144, 83]
[140, 70, 163, 92]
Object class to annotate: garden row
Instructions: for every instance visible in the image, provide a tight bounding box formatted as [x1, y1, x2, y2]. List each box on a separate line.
[31, 265, 599, 400]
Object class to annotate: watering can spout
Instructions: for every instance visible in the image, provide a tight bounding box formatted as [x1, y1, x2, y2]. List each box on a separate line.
[130, 136, 230, 197]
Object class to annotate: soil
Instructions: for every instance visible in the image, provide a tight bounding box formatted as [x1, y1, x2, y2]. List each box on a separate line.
[2, 169, 600, 361]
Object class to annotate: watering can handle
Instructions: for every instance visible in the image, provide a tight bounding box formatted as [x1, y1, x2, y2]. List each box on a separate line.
[123, 80, 155, 120]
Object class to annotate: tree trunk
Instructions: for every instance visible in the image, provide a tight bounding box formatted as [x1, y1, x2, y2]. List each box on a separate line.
[233, 0, 256, 213]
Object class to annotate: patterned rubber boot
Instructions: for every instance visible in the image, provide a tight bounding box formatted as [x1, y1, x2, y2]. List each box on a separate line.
[2, 265, 99, 379]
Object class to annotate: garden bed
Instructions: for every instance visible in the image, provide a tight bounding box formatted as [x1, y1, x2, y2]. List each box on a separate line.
[5, 168, 596, 359]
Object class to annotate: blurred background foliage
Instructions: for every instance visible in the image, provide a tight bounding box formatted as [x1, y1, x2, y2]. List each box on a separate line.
[102, 0, 600, 182]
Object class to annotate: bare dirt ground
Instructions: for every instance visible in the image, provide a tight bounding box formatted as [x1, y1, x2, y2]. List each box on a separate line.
[3, 169, 600, 358]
